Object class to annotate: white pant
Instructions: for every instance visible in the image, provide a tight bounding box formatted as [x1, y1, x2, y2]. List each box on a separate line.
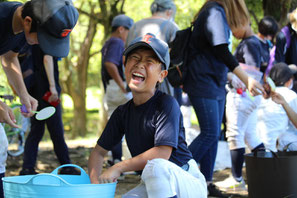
[226, 91, 262, 150]
[277, 131, 297, 151]
[0, 124, 8, 174]
[122, 159, 207, 198]
[104, 80, 132, 118]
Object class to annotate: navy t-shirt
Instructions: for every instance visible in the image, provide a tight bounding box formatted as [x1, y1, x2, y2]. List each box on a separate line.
[18, 44, 61, 107]
[97, 90, 193, 167]
[234, 35, 262, 68]
[275, 26, 297, 65]
[101, 37, 125, 91]
[0, 2, 26, 55]
[258, 38, 270, 68]
[183, 2, 231, 100]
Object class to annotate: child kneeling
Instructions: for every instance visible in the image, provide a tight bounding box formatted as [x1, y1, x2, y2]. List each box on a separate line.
[88, 33, 207, 198]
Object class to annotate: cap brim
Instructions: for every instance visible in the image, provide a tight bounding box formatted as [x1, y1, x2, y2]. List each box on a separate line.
[289, 64, 297, 74]
[123, 42, 165, 65]
[37, 27, 70, 58]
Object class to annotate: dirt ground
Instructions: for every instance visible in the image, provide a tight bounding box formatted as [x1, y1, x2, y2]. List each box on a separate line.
[5, 140, 248, 198]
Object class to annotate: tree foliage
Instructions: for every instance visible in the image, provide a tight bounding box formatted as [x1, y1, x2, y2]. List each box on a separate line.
[52, 0, 297, 138]
[1, 0, 297, 138]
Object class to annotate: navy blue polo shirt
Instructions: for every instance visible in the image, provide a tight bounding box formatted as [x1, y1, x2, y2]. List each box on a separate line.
[234, 35, 262, 68]
[0, 2, 26, 55]
[101, 37, 125, 91]
[97, 90, 193, 167]
[183, 2, 231, 100]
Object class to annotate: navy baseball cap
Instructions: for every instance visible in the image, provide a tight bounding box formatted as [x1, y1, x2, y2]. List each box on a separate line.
[123, 33, 170, 69]
[112, 14, 134, 29]
[32, 0, 79, 58]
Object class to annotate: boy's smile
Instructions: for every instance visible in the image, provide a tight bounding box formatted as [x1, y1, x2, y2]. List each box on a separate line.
[132, 71, 145, 84]
[125, 48, 167, 101]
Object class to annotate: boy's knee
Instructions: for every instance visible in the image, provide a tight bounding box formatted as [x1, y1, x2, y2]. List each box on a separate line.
[142, 158, 171, 181]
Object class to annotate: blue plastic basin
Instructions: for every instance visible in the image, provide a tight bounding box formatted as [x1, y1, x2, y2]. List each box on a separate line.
[2, 164, 117, 198]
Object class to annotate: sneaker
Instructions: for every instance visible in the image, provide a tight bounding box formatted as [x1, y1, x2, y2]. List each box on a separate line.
[215, 176, 247, 192]
[207, 183, 229, 198]
[19, 168, 38, 175]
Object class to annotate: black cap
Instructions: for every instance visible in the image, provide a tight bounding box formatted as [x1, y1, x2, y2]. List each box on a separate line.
[269, 63, 293, 86]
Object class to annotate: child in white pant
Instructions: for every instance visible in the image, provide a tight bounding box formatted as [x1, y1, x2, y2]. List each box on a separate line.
[88, 33, 207, 198]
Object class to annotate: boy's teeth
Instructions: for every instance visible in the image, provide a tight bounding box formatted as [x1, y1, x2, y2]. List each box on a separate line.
[133, 73, 144, 77]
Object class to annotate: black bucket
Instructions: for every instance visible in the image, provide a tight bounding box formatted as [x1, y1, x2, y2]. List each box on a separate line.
[245, 151, 297, 198]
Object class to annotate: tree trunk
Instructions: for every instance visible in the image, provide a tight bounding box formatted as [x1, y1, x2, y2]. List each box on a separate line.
[62, 5, 98, 138]
[73, 96, 86, 137]
[61, 0, 126, 138]
[263, 0, 296, 26]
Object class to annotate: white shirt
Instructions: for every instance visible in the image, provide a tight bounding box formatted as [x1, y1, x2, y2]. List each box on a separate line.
[257, 87, 297, 151]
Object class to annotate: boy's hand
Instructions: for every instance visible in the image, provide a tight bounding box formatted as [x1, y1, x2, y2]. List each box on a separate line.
[98, 166, 121, 183]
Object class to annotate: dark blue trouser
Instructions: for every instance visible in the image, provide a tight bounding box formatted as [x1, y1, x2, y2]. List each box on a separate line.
[22, 103, 71, 169]
[0, 172, 4, 198]
[188, 96, 225, 182]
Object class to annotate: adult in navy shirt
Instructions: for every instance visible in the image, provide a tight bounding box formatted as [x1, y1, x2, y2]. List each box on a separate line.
[216, 24, 266, 191]
[0, 0, 78, 125]
[182, 0, 264, 196]
[0, 1, 38, 126]
[0, 1, 78, 197]
[18, 45, 74, 176]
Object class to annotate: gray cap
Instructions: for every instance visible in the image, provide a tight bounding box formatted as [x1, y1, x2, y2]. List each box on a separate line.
[32, 0, 79, 58]
[150, 0, 176, 14]
[111, 14, 134, 29]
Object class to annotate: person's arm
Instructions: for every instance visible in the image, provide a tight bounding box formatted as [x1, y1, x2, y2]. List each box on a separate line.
[233, 66, 264, 95]
[214, 44, 265, 96]
[43, 55, 58, 102]
[104, 61, 126, 93]
[88, 144, 108, 184]
[271, 92, 297, 128]
[1, 51, 38, 116]
[89, 144, 172, 184]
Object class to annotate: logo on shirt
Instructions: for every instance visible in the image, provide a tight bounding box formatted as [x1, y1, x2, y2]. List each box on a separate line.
[61, 29, 72, 37]
[142, 34, 153, 44]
